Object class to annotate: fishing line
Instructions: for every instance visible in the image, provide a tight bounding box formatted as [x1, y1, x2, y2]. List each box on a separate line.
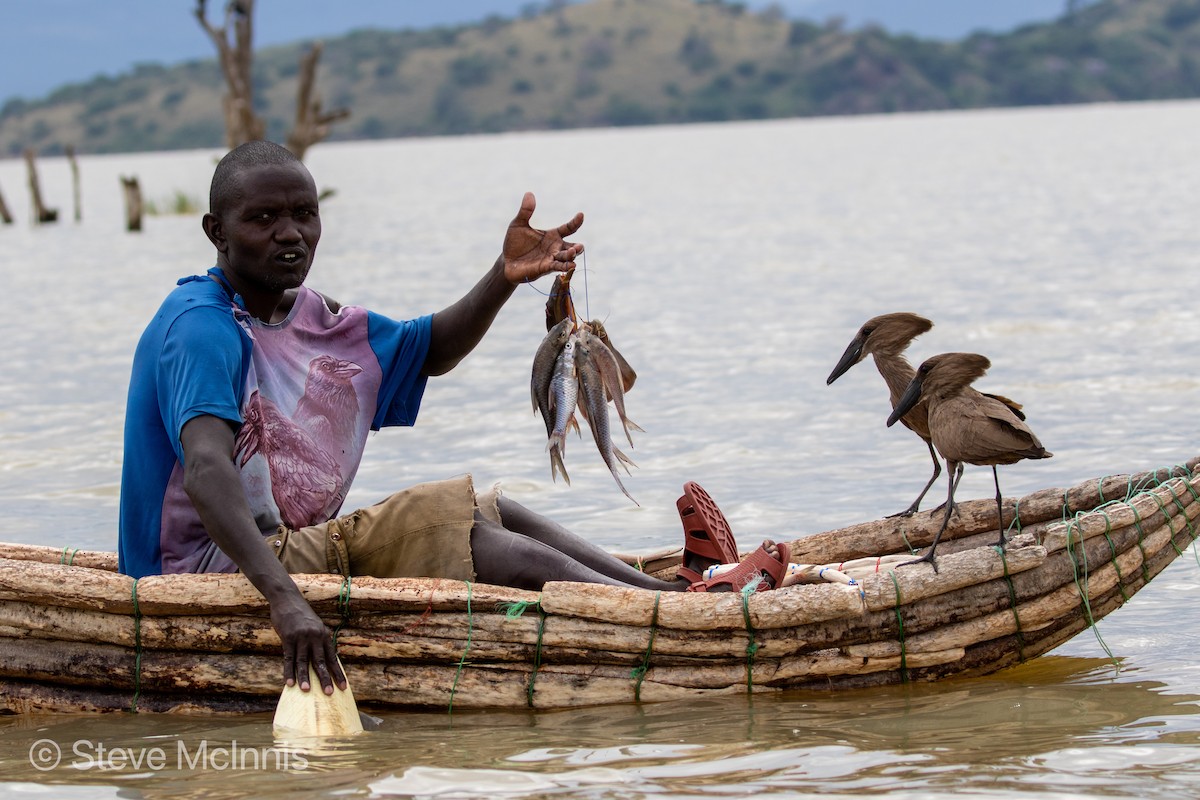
[519, 252, 590, 316]
[580, 250, 591, 322]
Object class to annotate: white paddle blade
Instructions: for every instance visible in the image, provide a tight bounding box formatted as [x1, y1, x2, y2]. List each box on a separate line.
[273, 662, 363, 737]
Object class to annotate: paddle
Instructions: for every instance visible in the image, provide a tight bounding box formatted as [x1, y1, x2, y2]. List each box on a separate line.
[272, 659, 363, 737]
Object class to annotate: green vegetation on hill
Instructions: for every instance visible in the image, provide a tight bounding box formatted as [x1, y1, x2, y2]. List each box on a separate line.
[3, 0, 1200, 157]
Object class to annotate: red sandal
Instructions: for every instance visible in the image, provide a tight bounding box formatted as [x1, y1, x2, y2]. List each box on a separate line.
[686, 542, 791, 593]
[676, 481, 740, 584]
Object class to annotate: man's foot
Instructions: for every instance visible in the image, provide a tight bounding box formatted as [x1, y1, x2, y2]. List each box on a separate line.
[676, 481, 741, 584]
[686, 540, 791, 593]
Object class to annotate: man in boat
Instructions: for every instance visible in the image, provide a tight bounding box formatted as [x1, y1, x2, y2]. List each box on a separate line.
[118, 140, 788, 697]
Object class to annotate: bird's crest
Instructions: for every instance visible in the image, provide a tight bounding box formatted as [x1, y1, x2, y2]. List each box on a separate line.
[860, 312, 933, 356]
[918, 352, 992, 395]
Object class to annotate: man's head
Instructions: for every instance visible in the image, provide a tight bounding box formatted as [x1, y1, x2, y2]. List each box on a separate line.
[202, 141, 321, 312]
[209, 140, 302, 217]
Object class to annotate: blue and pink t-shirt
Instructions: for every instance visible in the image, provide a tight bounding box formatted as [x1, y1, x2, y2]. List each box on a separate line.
[118, 269, 432, 578]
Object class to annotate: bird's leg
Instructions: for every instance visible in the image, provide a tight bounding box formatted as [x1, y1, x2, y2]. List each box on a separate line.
[993, 465, 1007, 549]
[889, 440, 942, 518]
[928, 462, 964, 516]
[900, 460, 959, 574]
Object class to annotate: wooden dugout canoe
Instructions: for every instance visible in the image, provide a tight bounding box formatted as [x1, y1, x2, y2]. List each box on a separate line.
[1, 458, 1198, 715]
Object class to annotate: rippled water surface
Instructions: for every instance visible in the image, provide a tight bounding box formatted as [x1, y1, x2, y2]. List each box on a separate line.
[1, 101, 1200, 798]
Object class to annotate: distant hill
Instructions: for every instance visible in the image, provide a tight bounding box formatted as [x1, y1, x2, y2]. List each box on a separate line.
[3, 0, 1200, 157]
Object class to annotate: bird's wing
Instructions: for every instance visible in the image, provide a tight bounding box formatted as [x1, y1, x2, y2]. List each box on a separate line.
[981, 391, 1026, 421]
[969, 397, 1047, 462]
[931, 395, 1046, 464]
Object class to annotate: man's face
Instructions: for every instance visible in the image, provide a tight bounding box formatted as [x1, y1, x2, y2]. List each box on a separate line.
[215, 161, 321, 297]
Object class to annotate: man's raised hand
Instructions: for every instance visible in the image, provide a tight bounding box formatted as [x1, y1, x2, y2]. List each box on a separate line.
[503, 192, 584, 285]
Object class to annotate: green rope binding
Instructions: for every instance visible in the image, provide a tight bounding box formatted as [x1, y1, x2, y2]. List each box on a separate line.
[888, 573, 908, 683]
[1108, 463, 1200, 582]
[497, 598, 547, 707]
[527, 603, 546, 708]
[1096, 510, 1130, 603]
[1169, 471, 1200, 502]
[1147, 491, 1188, 559]
[331, 575, 352, 648]
[630, 591, 661, 702]
[996, 546, 1026, 657]
[1161, 478, 1190, 514]
[498, 600, 538, 619]
[1177, 463, 1200, 567]
[740, 579, 763, 692]
[59, 547, 78, 566]
[129, 579, 143, 713]
[1064, 517, 1116, 666]
[447, 581, 473, 716]
[1006, 498, 1023, 537]
[1129, 504, 1152, 584]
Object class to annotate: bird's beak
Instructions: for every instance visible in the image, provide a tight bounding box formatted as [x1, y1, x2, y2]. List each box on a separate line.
[826, 337, 864, 385]
[887, 377, 923, 427]
[234, 426, 257, 466]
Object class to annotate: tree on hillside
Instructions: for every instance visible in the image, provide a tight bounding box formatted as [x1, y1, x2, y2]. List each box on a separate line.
[194, 0, 350, 159]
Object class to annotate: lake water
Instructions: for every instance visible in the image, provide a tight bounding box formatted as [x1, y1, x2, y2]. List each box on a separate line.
[1, 100, 1200, 798]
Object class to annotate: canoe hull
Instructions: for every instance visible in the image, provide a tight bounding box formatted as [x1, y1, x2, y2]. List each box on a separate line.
[0, 460, 1196, 713]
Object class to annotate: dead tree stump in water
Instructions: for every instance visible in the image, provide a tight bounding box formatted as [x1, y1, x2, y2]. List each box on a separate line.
[120, 176, 143, 232]
[0, 182, 12, 224]
[24, 149, 58, 224]
[66, 145, 82, 222]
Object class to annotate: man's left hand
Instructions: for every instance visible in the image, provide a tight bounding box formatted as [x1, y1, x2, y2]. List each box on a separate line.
[503, 192, 584, 284]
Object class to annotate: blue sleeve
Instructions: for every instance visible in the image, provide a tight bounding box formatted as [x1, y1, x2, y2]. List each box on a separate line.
[368, 311, 432, 429]
[158, 307, 251, 463]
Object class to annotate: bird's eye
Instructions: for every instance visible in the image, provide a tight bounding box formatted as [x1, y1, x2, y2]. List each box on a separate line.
[861, 327, 874, 336]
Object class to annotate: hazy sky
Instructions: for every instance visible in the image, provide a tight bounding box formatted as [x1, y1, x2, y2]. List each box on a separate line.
[0, 0, 1071, 106]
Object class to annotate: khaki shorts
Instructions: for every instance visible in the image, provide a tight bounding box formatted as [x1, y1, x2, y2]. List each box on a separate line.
[265, 475, 501, 581]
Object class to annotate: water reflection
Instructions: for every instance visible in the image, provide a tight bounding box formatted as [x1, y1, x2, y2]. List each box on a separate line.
[3, 657, 1196, 798]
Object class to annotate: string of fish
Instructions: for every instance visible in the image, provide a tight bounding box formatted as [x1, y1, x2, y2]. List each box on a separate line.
[530, 259, 643, 504]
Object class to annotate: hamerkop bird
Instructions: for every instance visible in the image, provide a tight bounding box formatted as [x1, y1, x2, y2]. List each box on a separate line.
[827, 312, 944, 516]
[886, 352, 1052, 571]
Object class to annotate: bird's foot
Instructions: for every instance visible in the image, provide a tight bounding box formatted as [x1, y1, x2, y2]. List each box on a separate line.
[928, 501, 959, 517]
[898, 549, 940, 574]
[886, 507, 918, 519]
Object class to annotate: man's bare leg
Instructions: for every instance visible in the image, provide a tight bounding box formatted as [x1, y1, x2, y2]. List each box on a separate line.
[494, 498, 690, 589]
[477, 499, 786, 591]
[470, 514, 681, 590]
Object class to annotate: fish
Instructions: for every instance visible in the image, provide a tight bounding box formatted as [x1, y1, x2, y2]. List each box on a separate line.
[576, 335, 638, 505]
[532, 317, 575, 438]
[586, 318, 636, 393]
[578, 326, 643, 447]
[545, 269, 577, 331]
[547, 335, 579, 484]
